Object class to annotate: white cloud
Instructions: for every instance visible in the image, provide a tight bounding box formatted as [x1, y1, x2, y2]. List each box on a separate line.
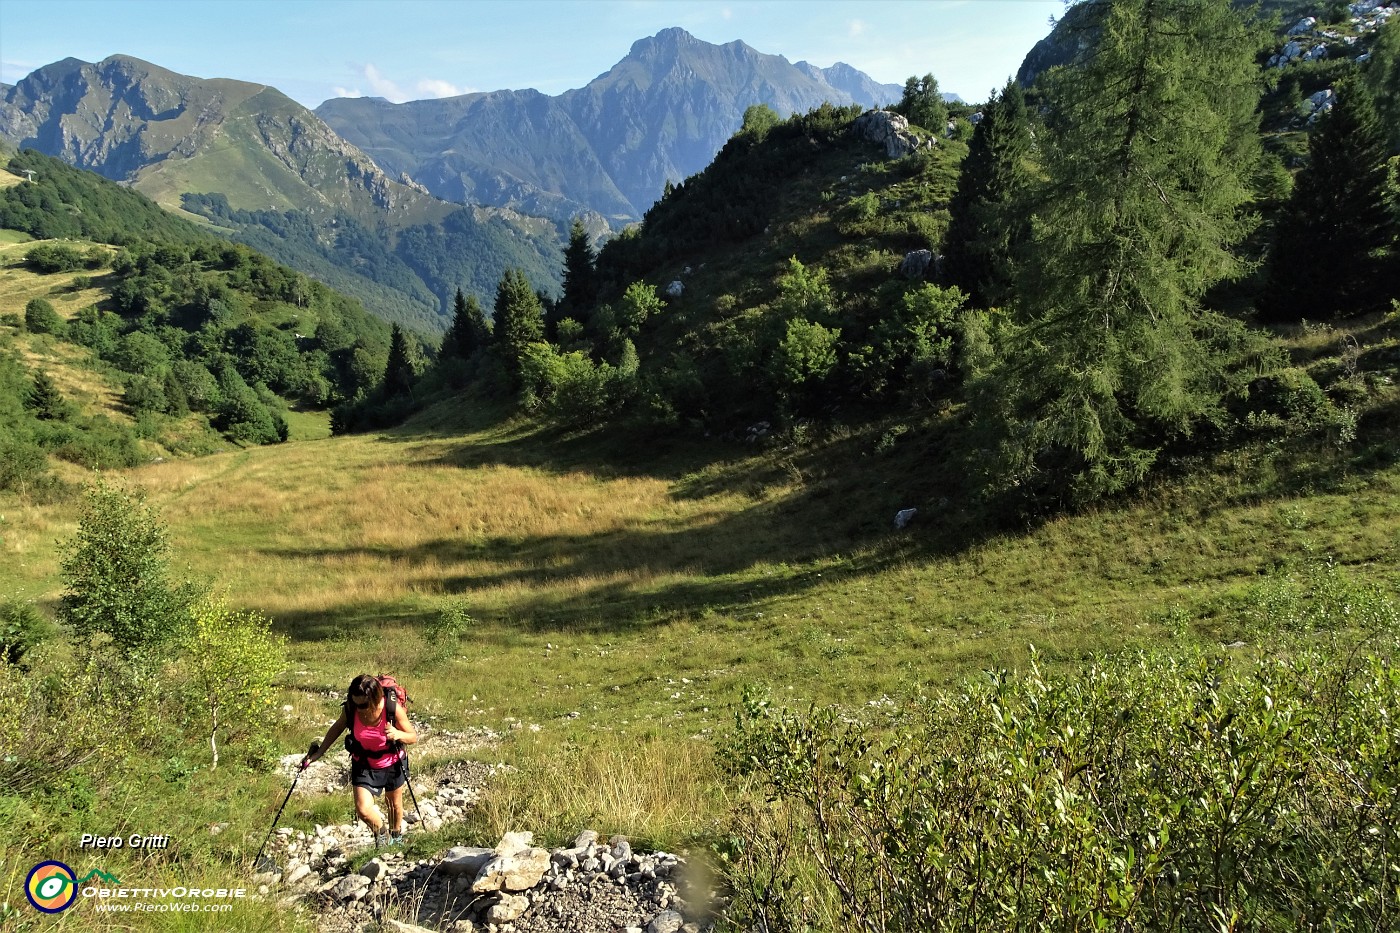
[340, 64, 469, 102]
[416, 78, 470, 98]
[848, 19, 867, 37]
[357, 63, 407, 102]
[721, 6, 732, 19]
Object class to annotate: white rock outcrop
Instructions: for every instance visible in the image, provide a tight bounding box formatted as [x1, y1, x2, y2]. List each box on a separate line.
[852, 109, 932, 159]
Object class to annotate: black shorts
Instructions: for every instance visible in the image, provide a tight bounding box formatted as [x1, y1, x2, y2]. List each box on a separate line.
[350, 755, 405, 796]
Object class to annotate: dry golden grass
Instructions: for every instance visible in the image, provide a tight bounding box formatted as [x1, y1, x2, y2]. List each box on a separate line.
[0, 169, 23, 189]
[478, 732, 725, 847]
[0, 241, 107, 316]
[122, 432, 750, 623]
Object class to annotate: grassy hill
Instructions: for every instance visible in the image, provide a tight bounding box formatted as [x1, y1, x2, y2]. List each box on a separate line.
[0, 157, 412, 505]
[1, 57, 568, 331]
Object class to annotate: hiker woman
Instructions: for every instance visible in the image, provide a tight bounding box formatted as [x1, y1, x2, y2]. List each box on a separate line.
[303, 674, 417, 845]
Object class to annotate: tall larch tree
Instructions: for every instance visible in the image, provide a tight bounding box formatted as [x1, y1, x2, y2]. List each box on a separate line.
[444, 287, 491, 360]
[943, 80, 1035, 308]
[493, 268, 544, 382]
[1263, 79, 1398, 321]
[981, 0, 1266, 504]
[382, 324, 416, 398]
[561, 218, 598, 320]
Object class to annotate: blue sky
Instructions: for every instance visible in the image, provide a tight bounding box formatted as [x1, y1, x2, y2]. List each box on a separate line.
[0, 0, 1064, 107]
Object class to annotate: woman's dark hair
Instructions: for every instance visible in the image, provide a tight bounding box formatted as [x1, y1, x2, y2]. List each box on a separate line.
[347, 674, 383, 706]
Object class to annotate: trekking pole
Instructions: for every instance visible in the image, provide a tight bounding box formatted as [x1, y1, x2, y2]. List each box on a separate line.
[399, 744, 422, 820]
[253, 741, 317, 868]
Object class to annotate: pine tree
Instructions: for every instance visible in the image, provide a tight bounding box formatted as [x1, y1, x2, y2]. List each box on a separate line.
[944, 80, 1034, 307]
[493, 268, 544, 381]
[1263, 79, 1397, 321]
[985, 0, 1266, 503]
[561, 218, 598, 318]
[445, 288, 490, 360]
[382, 324, 416, 398]
[898, 73, 948, 132]
[25, 370, 69, 421]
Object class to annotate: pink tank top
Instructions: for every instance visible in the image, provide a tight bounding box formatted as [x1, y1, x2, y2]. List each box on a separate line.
[351, 704, 400, 769]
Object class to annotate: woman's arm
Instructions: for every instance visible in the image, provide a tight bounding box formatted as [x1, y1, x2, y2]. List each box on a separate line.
[305, 708, 348, 764]
[386, 703, 417, 746]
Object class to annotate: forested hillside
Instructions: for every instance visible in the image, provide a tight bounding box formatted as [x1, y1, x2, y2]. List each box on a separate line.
[0, 151, 400, 494]
[365, 3, 1400, 518]
[0, 56, 563, 331]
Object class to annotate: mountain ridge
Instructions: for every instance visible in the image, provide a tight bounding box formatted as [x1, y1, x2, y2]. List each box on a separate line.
[316, 27, 907, 223]
[0, 55, 565, 330]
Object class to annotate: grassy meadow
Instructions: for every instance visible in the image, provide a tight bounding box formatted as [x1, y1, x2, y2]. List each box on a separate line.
[3, 370, 1398, 844]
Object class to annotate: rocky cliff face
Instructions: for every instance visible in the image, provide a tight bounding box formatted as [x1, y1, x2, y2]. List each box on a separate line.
[316, 27, 904, 224]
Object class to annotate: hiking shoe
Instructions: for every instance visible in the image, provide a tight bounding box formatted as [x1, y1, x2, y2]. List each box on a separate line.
[374, 828, 389, 848]
[389, 831, 405, 846]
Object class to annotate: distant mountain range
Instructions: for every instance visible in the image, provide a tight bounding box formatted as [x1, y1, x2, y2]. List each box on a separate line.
[0, 29, 927, 326]
[316, 27, 906, 223]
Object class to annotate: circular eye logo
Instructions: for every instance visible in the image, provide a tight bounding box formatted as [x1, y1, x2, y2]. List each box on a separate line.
[26, 861, 78, 913]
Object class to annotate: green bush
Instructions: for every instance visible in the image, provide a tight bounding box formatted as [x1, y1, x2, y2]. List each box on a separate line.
[848, 191, 880, 222]
[180, 593, 286, 770]
[23, 297, 64, 335]
[24, 241, 87, 273]
[0, 601, 49, 665]
[726, 633, 1400, 930]
[57, 480, 194, 663]
[426, 598, 477, 646]
[0, 437, 52, 494]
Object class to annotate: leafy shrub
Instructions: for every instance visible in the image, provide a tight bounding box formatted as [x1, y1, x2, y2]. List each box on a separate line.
[1238, 558, 1399, 638]
[1236, 368, 1335, 433]
[772, 319, 839, 414]
[848, 192, 880, 222]
[180, 593, 286, 769]
[426, 599, 477, 646]
[727, 638, 1400, 932]
[0, 437, 52, 494]
[24, 242, 86, 273]
[40, 415, 145, 470]
[23, 297, 64, 335]
[0, 655, 140, 798]
[520, 341, 638, 425]
[57, 480, 194, 662]
[0, 601, 49, 665]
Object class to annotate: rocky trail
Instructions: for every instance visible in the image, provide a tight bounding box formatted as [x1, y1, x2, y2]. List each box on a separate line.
[252, 727, 718, 933]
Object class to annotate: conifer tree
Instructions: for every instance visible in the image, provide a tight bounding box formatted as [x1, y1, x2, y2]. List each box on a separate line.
[1263, 80, 1398, 321]
[25, 370, 69, 421]
[445, 288, 490, 360]
[1366, 17, 1400, 153]
[561, 218, 598, 319]
[898, 73, 948, 132]
[493, 268, 544, 381]
[944, 80, 1034, 307]
[984, 0, 1266, 503]
[382, 324, 416, 398]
